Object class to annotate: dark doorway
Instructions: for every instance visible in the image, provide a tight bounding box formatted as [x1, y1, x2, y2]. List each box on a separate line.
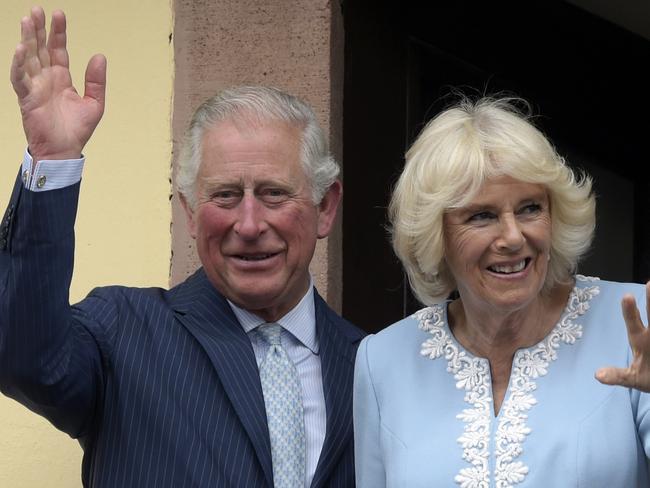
[342, 1, 650, 333]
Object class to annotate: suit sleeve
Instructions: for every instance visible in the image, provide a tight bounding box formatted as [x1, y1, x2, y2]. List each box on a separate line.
[0, 171, 102, 438]
[353, 334, 386, 488]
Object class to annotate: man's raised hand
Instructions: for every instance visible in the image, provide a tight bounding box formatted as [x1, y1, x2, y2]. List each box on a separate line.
[10, 7, 106, 162]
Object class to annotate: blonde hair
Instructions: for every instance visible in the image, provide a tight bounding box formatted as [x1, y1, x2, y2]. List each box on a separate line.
[389, 96, 595, 305]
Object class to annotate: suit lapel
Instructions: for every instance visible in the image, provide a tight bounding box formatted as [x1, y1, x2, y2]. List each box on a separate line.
[311, 293, 359, 488]
[171, 270, 273, 487]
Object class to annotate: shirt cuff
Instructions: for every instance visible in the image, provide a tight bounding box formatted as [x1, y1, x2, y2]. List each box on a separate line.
[21, 148, 85, 192]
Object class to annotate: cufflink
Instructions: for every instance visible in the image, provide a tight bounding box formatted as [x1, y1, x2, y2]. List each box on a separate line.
[36, 175, 47, 189]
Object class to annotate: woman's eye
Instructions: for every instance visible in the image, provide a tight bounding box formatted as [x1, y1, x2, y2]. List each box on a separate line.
[468, 211, 494, 222]
[519, 203, 542, 214]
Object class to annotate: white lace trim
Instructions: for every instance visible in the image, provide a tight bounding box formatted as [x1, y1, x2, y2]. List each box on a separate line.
[417, 277, 599, 488]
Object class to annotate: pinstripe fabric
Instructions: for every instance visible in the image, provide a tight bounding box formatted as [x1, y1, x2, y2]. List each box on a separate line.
[0, 173, 365, 488]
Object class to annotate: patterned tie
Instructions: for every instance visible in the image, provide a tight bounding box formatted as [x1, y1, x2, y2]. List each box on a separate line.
[258, 323, 306, 488]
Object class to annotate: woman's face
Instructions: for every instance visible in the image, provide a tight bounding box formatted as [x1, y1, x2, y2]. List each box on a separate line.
[443, 175, 552, 314]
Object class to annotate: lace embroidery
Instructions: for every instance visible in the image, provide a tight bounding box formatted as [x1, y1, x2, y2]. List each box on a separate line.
[417, 277, 599, 487]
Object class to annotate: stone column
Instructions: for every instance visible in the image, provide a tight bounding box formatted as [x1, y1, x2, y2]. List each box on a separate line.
[171, 0, 344, 310]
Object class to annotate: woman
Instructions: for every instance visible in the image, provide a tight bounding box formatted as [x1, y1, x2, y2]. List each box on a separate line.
[353, 96, 650, 487]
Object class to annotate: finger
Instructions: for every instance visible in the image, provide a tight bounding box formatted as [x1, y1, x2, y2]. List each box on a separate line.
[84, 54, 107, 110]
[646, 281, 650, 326]
[47, 10, 69, 68]
[595, 366, 639, 389]
[21, 14, 36, 55]
[21, 15, 41, 77]
[621, 294, 645, 341]
[31, 6, 50, 69]
[10, 44, 31, 99]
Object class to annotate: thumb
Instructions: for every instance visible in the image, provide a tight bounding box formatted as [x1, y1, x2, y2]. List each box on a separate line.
[84, 53, 107, 109]
[595, 366, 635, 388]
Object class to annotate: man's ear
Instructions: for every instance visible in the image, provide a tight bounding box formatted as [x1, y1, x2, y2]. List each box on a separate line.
[316, 180, 342, 239]
[179, 193, 197, 239]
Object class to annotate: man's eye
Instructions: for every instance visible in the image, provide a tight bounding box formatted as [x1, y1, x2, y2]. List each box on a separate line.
[211, 191, 241, 205]
[260, 189, 289, 203]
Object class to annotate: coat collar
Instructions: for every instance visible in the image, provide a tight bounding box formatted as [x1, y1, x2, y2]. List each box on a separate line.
[311, 292, 362, 488]
[171, 269, 274, 486]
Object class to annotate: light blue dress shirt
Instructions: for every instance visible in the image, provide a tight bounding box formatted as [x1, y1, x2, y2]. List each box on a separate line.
[229, 284, 326, 488]
[21, 149, 84, 191]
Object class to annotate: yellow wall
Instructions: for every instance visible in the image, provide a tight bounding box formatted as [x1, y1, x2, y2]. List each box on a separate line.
[0, 1, 173, 486]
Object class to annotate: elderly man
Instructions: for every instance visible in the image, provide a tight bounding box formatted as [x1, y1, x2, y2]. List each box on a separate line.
[0, 7, 363, 488]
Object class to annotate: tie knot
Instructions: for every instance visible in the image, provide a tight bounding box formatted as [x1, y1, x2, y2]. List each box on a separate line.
[258, 323, 283, 346]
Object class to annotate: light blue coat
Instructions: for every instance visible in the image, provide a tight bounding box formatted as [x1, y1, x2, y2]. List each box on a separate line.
[354, 276, 650, 487]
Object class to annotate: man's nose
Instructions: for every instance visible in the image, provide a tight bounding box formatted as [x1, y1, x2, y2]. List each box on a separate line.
[233, 194, 267, 239]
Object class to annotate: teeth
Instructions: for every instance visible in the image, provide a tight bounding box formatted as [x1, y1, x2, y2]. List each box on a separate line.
[239, 254, 273, 261]
[490, 260, 526, 274]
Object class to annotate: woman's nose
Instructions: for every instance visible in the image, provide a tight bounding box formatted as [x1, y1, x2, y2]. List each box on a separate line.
[495, 214, 525, 251]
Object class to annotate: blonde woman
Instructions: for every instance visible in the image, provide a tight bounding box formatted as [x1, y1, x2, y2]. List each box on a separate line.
[354, 96, 650, 487]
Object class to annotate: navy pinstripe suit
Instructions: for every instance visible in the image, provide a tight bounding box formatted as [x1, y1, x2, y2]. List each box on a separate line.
[0, 173, 364, 487]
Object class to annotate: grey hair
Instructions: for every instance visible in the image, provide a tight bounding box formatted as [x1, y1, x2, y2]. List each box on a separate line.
[389, 96, 595, 305]
[176, 86, 339, 208]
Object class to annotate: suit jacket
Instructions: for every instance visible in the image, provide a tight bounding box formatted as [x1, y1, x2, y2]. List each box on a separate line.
[0, 173, 364, 487]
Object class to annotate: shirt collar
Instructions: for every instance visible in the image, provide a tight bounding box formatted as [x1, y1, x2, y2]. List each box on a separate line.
[227, 279, 319, 354]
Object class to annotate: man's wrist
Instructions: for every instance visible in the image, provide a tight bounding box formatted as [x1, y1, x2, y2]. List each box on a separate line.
[27, 147, 83, 163]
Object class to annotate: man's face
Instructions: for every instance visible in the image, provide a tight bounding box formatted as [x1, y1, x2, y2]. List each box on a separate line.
[183, 118, 341, 322]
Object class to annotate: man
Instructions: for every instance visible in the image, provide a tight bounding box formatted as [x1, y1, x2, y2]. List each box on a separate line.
[0, 7, 364, 488]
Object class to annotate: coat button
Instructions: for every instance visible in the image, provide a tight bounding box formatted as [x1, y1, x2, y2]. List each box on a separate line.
[36, 175, 47, 188]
